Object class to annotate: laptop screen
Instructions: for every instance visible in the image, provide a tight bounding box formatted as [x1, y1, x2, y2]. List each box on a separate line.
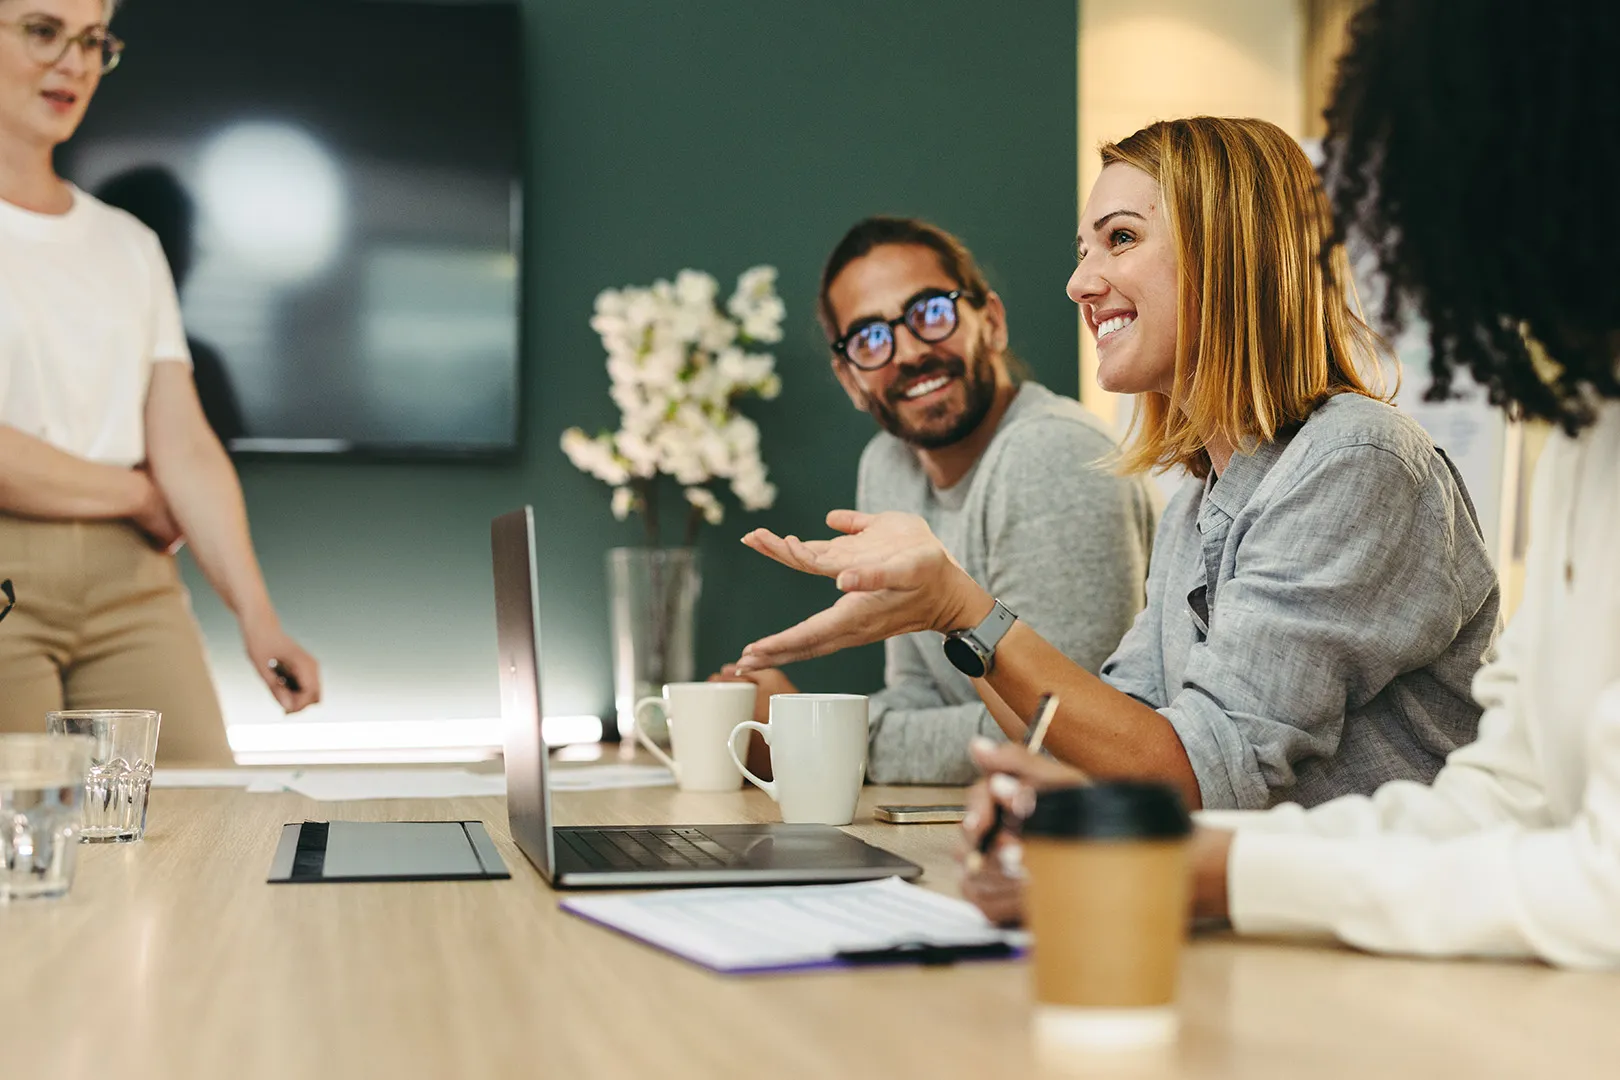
[490, 507, 555, 879]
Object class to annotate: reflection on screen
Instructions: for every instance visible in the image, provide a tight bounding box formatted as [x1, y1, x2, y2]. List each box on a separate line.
[62, 0, 523, 457]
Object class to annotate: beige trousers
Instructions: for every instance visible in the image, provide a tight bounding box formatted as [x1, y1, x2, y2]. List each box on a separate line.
[0, 514, 234, 766]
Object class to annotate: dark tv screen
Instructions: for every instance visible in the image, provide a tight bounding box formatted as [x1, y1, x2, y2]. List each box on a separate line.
[61, 0, 523, 457]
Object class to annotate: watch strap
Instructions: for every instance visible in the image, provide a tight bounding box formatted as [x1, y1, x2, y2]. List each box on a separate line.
[969, 599, 1017, 654]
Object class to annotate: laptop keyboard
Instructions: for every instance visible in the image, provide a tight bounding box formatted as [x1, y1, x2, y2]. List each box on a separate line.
[559, 827, 733, 871]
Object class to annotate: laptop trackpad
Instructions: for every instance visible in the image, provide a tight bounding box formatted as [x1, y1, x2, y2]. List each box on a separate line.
[703, 824, 909, 870]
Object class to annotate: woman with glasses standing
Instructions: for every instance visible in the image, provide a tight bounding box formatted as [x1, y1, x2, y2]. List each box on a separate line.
[734, 116, 1501, 816]
[0, 0, 320, 763]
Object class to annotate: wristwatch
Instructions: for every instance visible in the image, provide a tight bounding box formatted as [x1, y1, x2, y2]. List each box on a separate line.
[942, 599, 1017, 678]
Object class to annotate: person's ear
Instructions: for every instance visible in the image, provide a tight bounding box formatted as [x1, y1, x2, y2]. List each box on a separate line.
[982, 291, 1009, 353]
[832, 357, 870, 410]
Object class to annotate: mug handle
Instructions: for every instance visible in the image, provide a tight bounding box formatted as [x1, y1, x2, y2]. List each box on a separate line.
[632, 697, 680, 776]
[728, 721, 776, 802]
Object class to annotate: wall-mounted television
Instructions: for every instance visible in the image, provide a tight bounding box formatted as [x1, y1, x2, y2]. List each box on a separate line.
[61, 0, 524, 458]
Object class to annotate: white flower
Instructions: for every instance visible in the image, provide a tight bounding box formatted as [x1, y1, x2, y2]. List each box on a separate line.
[640, 345, 685, 390]
[611, 486, 637, 520]
[699, 313, 739, 354]
[721, 416, 761, 459]
[696, 429, 734, 476]
[560, 428, 630, 486]
[684, 486, 724, 525]
[594, 288, 627, 318]
[616, 429, 659, 478]
[740, 300, 786, 344]
[731, 265, 778, 308]
[730, 449, 777, 511]
[674, 269, 719, 310]
[729, 266, 785, 344]
[733, 473, 777, 512]
[570, 263, 785, 531]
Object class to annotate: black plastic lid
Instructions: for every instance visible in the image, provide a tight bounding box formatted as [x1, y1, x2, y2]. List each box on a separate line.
[1021, 782, 1191, 841]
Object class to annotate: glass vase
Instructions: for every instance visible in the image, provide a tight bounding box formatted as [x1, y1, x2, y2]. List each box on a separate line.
[607, 547, 701, 741]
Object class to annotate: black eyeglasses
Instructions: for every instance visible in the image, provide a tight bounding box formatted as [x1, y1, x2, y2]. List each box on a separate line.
[0, 579, 13, 625]
[832, 289, 972, 371]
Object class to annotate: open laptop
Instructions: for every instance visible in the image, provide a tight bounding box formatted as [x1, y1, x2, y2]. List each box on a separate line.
[492, 507, 922, 888]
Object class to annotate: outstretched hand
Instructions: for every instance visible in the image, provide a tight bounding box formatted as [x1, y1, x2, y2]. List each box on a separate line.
[734, 510, 991, 671]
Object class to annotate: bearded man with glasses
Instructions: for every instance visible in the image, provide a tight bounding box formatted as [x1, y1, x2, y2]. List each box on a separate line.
[716, 217, 1156, 785]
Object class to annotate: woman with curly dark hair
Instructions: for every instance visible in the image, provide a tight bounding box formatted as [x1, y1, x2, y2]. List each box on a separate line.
[956, 0, 1620, 967]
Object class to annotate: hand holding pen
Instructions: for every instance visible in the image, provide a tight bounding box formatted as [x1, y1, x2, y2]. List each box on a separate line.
[959, 695, 1091, 925]
[963, 693, 1069, 872]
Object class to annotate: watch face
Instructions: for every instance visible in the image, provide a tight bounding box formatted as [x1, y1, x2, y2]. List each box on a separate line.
[943, 635, 987, 679]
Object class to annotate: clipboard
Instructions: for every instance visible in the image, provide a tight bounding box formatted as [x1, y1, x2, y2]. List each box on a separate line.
[560, 877, 1023, 974]
[267, 820, 510, 883]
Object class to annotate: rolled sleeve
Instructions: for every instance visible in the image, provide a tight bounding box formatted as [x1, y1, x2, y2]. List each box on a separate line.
[1164, 443, 1475, 809]
[1163, 693, 1273, 809]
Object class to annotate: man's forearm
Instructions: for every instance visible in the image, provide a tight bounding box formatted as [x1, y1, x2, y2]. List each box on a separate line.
[868, 694, 1004, 785]
[0, 426, 147, 520]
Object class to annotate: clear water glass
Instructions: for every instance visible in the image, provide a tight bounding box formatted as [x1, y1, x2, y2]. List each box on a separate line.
[0, 733, 94, 901]
[46, 710, 161, 843]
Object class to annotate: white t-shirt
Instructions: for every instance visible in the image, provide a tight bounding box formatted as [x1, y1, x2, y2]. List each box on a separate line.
[0, 185, 191, 467]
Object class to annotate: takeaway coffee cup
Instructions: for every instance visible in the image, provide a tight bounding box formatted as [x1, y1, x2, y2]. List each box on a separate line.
[1020, 782, 1193, 1055]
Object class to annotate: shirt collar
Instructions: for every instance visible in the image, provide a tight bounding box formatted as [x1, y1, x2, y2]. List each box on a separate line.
[1202, 435, 1291, 521]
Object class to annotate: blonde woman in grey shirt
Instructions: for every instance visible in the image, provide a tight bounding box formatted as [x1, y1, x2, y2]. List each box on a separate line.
[733, 116, 1500, 813]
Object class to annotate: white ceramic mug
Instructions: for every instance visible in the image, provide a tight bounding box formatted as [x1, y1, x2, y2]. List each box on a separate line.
[727, 693, 868, 825]
[633, 682, 757, 792]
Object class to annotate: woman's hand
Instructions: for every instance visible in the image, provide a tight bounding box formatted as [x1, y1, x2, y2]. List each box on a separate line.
[1191, 826, 1235, 922]
[961, 739, 1238, 927]
[242, 617, 322, 713]
[130, 469, 184, 554]
[958, 738, 1091, 926]
[735, 510, 992, 670]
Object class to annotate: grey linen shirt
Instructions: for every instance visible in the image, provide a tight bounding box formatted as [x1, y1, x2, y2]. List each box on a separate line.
[1101, 393, 1500, 810]
[857, 382, 1158, 784]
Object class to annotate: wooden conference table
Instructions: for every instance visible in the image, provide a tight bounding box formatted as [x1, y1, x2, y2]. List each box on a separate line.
[3, 755, 1619, 1080]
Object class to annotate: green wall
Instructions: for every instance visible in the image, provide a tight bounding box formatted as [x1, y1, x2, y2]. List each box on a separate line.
[183, 0, 1080, 729]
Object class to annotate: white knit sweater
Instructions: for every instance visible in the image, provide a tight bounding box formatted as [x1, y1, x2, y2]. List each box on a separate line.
[1206, 402, 1620, 968]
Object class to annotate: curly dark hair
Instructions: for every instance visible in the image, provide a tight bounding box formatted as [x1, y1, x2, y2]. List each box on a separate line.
[1320, 0, 1620, 432]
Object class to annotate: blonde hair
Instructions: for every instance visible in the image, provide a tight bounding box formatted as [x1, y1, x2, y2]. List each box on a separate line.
[1101, 117, 1387, 478]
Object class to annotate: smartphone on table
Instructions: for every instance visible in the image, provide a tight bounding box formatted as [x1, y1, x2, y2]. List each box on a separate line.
[874, 804, 968, 824]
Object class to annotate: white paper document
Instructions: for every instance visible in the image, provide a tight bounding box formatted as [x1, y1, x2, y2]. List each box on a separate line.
[250, 768, 508, 801]
[560, 877, 1018, 974]
[151, 769, 297, 789]
[549, 764, 675, 791]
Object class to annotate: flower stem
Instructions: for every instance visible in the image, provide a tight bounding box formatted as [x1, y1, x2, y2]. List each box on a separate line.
[639, 478, 660, 547]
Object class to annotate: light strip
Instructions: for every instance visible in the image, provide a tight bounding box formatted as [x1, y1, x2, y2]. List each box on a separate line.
[224, 714, 605, 763]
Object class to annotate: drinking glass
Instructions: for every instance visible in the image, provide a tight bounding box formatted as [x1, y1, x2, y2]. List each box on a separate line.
[46, 710, 161, 843]
[0, 733, 95, 901]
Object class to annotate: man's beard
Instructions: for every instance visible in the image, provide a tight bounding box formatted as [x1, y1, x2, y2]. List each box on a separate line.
[862, 332, 1000, 450]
